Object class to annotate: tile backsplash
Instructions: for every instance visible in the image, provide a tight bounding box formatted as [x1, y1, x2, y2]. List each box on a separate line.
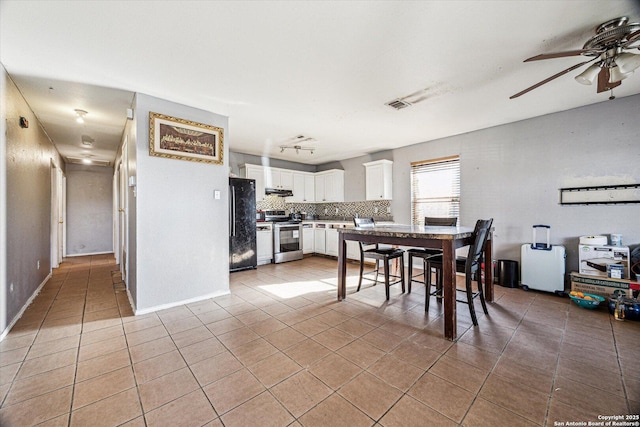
[257, 196, 392, 220]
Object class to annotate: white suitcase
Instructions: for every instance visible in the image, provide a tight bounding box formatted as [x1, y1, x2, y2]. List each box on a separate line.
[521, 225, 566, 295]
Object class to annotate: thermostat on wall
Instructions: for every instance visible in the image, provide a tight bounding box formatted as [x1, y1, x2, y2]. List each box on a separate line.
[129, 176, 136, 187]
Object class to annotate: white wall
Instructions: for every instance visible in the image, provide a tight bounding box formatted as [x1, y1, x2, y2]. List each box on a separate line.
[390, 94, 640, 274]
[130, 93, 230, 312]
[66, 163, 114, 255]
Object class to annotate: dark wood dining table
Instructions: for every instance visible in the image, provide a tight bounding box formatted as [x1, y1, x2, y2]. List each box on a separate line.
[337, 225, 493, 341]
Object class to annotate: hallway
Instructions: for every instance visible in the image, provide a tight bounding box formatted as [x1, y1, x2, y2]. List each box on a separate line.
[0, 255, 638, 426]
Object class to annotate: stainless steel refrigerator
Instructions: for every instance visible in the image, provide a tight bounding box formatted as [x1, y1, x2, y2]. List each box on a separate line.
[229, 177, 257, 272]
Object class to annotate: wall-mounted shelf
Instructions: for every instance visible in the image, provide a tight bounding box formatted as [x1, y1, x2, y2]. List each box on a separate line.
[559, 183, 640, 205]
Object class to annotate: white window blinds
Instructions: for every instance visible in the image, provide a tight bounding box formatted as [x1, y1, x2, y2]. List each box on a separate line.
[411, 156, 460, 226]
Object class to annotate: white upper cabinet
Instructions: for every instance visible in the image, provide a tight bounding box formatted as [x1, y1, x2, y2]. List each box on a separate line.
[288, 172, 315, 202]
[363, 160, 393, 200]
[315, 170, 344, 202]
[242, 164, 343, 203]
[240, 164, 266, 202]
[265, 168, 293, 190]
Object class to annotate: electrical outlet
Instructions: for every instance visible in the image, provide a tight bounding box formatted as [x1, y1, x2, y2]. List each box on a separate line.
[335, 208, 339, 214]
[324, 208, 327, 215]
[37, 260, 40, 269]
[374, 207, 378, 214]
[387, 207, 391, 213]
[9, 283, 14, 293]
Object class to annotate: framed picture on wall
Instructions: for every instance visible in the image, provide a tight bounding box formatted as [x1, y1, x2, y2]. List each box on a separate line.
[149, 112, 224, 164]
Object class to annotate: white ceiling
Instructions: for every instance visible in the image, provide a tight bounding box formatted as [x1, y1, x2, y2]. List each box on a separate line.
[2, 1, 640, 166]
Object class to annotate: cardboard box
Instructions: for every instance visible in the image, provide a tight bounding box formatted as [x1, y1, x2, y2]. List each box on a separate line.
[570, 272, 635, 299]
[578, 245, 630, 279]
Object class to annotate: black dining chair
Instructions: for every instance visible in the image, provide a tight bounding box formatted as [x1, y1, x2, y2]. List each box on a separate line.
[407, 217, 458, 293]
[425, 218, 493, 326]
[353, 217, 405, 300]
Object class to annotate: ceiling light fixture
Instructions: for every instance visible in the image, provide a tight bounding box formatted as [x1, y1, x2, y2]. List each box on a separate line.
[280, 145, 314, 155]
[574, 63, 602, 85]
[279, 135, 316, 155]
[74, 109, 88, 124]
[511, 17, 640, 98]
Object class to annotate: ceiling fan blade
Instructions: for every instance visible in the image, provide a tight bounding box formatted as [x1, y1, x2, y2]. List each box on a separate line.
[510, 59, 597, 99]
[623, 29, 640, 49]
[524, 49, 601, 62]
[596, 68, 621, 93]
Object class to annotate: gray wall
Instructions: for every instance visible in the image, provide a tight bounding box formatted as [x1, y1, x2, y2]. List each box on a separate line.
[229, 151, 316, 176]
[1, 66, 63, 333]
[66, 163, 114, 255]
[129, 94, 230, 312]
[388, 94, 640, 274]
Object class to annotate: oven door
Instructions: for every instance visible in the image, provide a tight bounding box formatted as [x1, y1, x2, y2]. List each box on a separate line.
[273, 223, 303, 263]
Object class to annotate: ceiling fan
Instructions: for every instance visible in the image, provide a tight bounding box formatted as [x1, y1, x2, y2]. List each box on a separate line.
[510, 17, 640, 99]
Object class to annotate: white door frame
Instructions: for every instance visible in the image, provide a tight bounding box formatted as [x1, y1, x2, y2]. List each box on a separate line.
[50, 160, 65, 269]
[119, 138, 129, 284]
[113, 163, 121, 265]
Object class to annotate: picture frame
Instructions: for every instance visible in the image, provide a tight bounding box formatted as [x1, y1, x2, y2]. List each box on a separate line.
[149, 112, 224, 164]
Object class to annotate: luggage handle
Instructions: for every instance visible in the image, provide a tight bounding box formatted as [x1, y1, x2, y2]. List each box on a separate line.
[531, 224, 552, 251]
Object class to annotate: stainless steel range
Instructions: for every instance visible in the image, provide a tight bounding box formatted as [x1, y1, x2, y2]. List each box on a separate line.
[265, 210, 303, 263]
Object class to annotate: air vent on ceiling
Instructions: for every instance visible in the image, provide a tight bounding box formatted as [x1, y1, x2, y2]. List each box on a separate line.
[385, 88, 430, 110]
[385, 99, 412, 110]
[66, 157, 111, 167]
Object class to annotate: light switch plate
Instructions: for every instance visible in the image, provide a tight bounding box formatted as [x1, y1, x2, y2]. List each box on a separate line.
[214, 190, 221, 199]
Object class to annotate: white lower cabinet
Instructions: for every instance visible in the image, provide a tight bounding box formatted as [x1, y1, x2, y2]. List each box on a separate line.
[303, 224, 314, 254]
[346, 240, 360, 261]
[314, 226, 326, 254]
[325, 227, 339, 256]
[256, 226, 273, 265]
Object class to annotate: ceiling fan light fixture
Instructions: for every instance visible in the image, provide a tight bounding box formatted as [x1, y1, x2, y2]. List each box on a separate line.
[608, 64, 632, 83]
[74, 109, 88, 124]
[616, 52, 640, 73]
[574, 63, 601, 85]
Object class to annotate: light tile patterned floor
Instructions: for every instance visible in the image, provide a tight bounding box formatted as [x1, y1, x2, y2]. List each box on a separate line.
[0, 254, 638, 426]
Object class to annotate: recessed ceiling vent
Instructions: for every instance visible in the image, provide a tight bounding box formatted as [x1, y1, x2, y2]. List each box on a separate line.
[385, 88, 430, 110]
[66, 157, 111, 167]
[386, 99, 412, 110]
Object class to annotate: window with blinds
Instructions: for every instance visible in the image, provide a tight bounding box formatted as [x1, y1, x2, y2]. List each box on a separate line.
[411, 156, 460, 225]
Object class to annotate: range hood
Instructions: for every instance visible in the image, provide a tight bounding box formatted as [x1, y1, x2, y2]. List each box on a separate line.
[265, 188, 293, 197]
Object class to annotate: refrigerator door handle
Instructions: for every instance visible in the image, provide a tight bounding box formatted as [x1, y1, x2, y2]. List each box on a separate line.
[231, 186, 236, 237]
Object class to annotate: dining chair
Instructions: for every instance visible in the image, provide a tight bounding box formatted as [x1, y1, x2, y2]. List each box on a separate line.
[353, 217, 405, 300]
[407, 217, 458, 293]
[425, 218, 493, 326]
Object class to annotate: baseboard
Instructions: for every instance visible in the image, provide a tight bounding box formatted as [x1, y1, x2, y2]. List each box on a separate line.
[133, 289, 232, 316]
[0, 272, 52, 341]
[65, 251, 114, 257]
